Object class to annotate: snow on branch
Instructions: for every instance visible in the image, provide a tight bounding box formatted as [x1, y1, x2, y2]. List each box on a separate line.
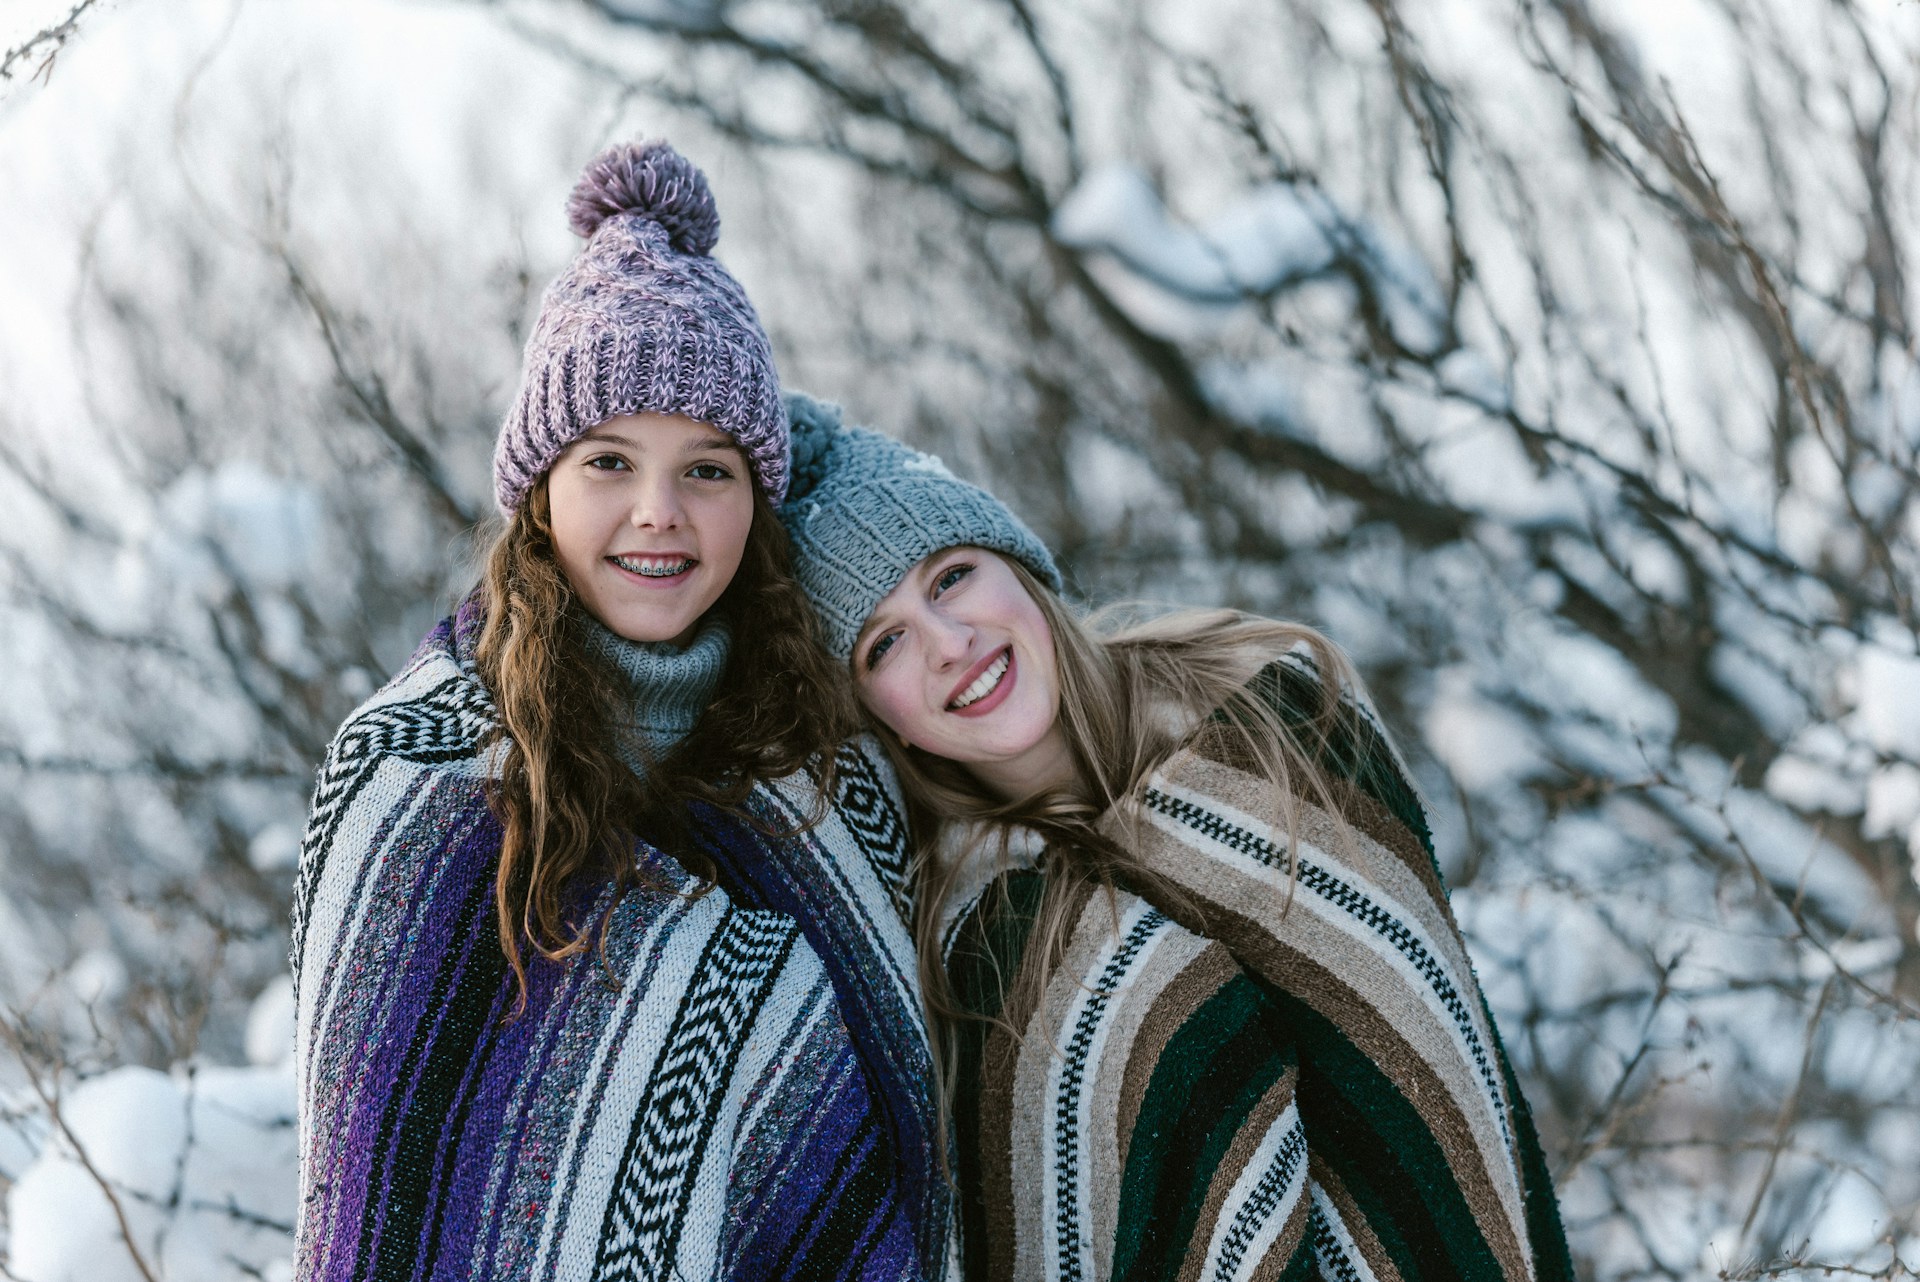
[0, 0, 102, 89]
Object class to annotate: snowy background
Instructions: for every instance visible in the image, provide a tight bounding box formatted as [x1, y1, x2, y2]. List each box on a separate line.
[1, 0, 1918, 1277]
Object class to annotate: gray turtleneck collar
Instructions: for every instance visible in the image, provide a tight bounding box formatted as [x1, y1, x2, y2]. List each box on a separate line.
[577, 613, 733, 776]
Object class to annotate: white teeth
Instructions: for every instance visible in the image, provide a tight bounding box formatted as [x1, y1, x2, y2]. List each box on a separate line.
[612, 554, 693, 578]
[950, 652, 1009, 709]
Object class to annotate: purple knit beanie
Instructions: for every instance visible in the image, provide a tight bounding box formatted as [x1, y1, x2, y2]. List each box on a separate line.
[491, 140, 788, 513]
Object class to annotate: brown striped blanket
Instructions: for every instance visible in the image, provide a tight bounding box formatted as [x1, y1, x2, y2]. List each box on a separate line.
[941, 659, 1573, 1282]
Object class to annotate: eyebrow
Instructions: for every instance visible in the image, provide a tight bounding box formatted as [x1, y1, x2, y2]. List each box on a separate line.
[852, 598, 898, 653]
[575, 430, 740, 456]
[852, 566, 930, 653]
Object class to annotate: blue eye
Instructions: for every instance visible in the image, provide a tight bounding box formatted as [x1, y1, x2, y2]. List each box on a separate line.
[934, 562, 972, 594]
[689, 462, 733, 481]
[863, 631, 898, 671]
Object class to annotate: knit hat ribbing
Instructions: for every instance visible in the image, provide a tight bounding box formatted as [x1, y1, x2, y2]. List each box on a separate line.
[492, 141, 788, 513]
[780, 394, 1062, 661]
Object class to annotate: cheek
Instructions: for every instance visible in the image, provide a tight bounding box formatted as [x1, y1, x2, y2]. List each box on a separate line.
[1015, 599, 1056, 670]
[544, 481, 598, 577]
[859, 670, 928, 743]
[701, 491, 755, 567]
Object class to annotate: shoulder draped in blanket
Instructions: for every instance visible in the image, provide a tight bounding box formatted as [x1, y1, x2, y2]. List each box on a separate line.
[942, 658, 1574, 1282]
[291, 602, 950, 1282]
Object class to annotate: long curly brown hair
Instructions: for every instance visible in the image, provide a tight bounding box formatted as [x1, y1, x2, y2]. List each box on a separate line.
[472, 477, 856, 1012]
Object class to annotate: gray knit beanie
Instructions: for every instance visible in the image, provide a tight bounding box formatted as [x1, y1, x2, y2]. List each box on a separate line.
[780, 394, 1062, 660]
[492, 140, 787, 513]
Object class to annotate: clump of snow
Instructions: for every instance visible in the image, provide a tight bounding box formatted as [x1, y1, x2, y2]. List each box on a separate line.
[1765, 752, 1866, 815]
[245, 975, 296, 1067]
[1199, 357, 1302, 430]
[1802, 1168, 1890, 1262]
[1054, 166, 1335, 303]
[1066, 433, 1176, 534]
[64, 949, 127, 1007]
[338, 665, 376, 702]
[152, 461, 327, 601]
[1619, 533, 1688, 606]
[1526, 621, 1676, 738]
[247, 821, 304, 873]
[1436, 349, 1511, 413]
[1310, 586, 1403, 667]
[1862, 764, 1920, 841]
[1053, 164, 1446, 353]
[1422, 667, 1546, 791]
[1853, 643, 1920, 760]
[9, 1068, 186, 1282]
[1427, 424, 1585, 526]
[900, 452, 957, 480]
[7, 1063, 296, 1282]
[1800, 937, 1903, 988]
[1848, 458, 1906, 523]
[1698, 1225, 1745, 1278]
[1710, 780, 1885, 929]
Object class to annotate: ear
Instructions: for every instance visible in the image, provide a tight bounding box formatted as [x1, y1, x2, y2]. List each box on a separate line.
[894, 728, 911, 751]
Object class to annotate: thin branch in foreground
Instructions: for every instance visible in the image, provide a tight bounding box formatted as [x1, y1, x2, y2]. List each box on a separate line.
[0, 744, 303, 782]
[0, 1009, 160, 1282]
[0, 0, 102, 87]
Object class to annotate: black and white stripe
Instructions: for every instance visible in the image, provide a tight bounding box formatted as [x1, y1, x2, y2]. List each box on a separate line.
[1049, 901, 1167, 1282]
[292, 672, 494, 979]
[589, 906, 801, 1282]
[1205, 1106, 1309, 1281]
[1141, 784, 1512, 1151]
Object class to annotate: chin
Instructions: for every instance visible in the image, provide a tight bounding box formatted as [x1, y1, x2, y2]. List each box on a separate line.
[952, 721, 1051, 765]
[599, 605, 699, 645]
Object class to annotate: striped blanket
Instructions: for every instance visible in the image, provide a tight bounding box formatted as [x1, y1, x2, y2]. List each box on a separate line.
[942, 660, 1573, 1282]
[291, 603, 949, 1282]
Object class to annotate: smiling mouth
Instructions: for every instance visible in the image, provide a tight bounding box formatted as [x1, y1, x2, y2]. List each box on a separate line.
[948, 650, 1011, 710]
[609, 553, 696, 578]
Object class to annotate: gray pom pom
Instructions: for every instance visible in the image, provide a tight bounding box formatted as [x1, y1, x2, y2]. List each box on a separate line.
[784, 393, 844, 502]
[567, 139, 720, 254]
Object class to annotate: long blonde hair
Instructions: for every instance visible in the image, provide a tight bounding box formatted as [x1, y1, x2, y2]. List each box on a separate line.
[877, 559, 1360, 1075]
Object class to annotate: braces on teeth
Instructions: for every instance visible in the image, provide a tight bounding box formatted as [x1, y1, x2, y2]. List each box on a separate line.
[613, 555, 693, 578]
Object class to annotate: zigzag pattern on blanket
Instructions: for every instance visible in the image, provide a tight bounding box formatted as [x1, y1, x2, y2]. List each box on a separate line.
[698, 737, 950, 1276]
[292, 613, 936, 1282]
[943, 658, 1574, 1282]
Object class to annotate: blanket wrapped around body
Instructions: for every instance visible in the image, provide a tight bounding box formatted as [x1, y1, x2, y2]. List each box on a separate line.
[942, 660, 1573, 1282]
[291, 604, 950, 1282]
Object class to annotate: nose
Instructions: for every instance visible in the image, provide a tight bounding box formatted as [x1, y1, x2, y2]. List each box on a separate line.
[924, 608, 973, 669]
[626, 472, 685, 530]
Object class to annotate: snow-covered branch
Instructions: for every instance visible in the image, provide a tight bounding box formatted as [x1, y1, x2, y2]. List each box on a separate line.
[0, 0, 102, 90]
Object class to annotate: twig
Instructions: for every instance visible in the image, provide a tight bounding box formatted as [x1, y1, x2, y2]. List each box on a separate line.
[0, 0, 102, 86]
[0, 1012, 161, 1282]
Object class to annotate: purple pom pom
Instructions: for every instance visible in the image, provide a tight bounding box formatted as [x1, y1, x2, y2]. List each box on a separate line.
[567, 139, 720, 255]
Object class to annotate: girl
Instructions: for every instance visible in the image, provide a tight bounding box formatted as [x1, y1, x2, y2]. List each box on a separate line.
[292, 144, 946, 1282]
[779, 399, 1573, 1282]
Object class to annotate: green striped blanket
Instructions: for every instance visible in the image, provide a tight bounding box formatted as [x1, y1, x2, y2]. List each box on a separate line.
[942, 660, 1573, 1282]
